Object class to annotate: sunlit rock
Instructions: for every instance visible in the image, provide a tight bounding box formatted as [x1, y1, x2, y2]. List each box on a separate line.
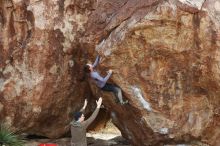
[0, 0, 219, 146]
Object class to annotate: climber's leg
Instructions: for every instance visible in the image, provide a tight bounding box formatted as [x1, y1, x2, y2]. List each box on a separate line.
[101, 83, 128, 105]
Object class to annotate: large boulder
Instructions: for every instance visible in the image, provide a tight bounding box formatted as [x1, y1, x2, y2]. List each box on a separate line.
[87, 0, 220, 145]
[0, 0, 95, 138]
[0, 0, 220, 146]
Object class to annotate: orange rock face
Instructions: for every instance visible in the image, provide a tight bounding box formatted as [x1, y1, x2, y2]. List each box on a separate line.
[0, 0, 95, 138]
[0, 0, 220, 146]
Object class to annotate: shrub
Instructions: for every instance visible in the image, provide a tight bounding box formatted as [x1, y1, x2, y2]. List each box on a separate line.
[0, 125, 24, 146]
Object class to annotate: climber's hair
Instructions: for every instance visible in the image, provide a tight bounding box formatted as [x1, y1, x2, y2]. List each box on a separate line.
[84, 64, 91, 73]
[80, 64, 91, 82]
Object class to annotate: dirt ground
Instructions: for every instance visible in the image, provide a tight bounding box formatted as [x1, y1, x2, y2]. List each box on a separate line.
[24, 120, 131, 146]
[24, 134, 131, 146]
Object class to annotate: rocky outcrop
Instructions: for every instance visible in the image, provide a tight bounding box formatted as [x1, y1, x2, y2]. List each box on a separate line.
[0, 0, 96, 138]
[0, 0, 220, 146]
[88, 0, 220, 145]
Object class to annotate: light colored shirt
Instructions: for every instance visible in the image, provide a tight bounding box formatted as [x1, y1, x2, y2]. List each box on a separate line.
[90, 56, 112, 88]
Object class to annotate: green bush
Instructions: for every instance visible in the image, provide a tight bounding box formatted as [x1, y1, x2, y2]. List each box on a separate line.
[0, 125, 24, 146]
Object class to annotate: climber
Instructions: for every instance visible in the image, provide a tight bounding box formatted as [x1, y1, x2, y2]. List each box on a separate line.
[83, 55, 128, 105]
[70, 97, 102, 146]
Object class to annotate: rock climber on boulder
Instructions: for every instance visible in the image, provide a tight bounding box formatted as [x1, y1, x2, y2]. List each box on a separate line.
[83, 55, 128, 105]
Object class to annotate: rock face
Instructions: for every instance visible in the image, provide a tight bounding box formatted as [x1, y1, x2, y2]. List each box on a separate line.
[0, 0, 220, 146]
[0, 0, 95, 138]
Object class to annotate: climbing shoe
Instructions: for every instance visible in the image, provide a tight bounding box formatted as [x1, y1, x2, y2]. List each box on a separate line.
[120, 100, 129, 105]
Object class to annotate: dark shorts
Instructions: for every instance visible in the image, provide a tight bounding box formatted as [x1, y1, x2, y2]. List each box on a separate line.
[101, 83, 120, 93]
